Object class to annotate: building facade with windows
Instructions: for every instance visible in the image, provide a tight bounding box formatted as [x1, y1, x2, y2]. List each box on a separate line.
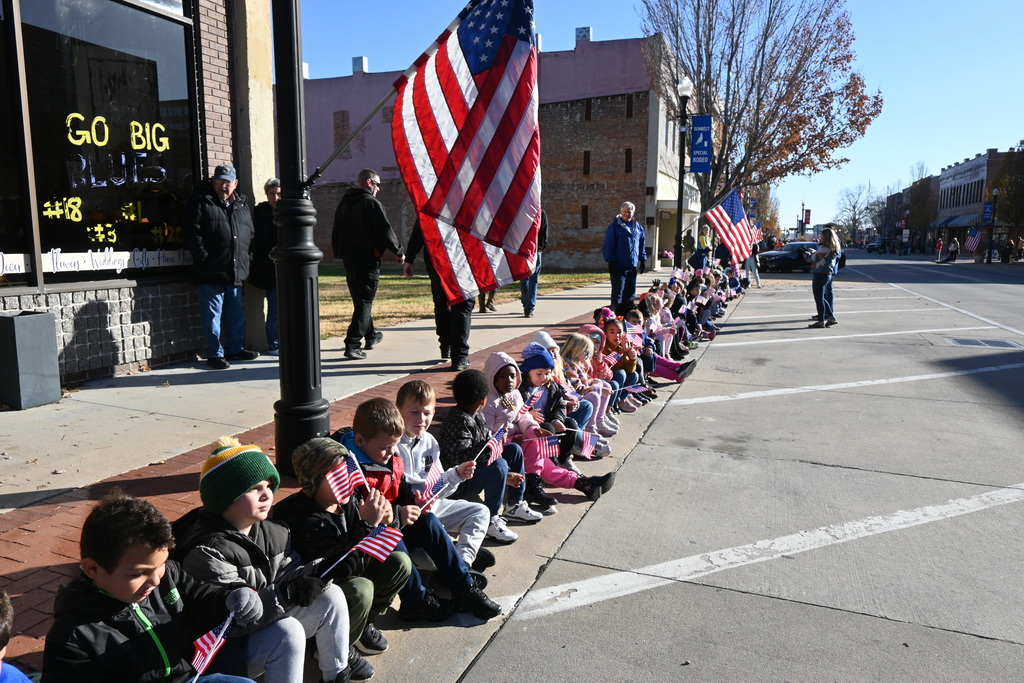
[0, 0, 274, 386]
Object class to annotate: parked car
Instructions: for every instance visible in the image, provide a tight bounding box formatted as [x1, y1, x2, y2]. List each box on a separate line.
[757, 241, 818, 272]
[865, 238, 892, 253]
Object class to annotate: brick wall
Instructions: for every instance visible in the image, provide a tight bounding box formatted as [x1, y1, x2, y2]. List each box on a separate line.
[538, 92, 651, 269]
[198, 0, 234, 171]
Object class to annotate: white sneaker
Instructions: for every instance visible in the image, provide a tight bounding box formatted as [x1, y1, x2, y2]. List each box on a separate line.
[504, 501, 542, 523]
[592, 440, 611, 457]
[616, 400, 637, 413]
[599, 418, 618, 434]
[486, 515, 519, 542]
[604, 412, 619, 427]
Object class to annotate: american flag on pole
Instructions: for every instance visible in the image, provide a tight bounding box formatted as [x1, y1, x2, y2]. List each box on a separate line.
[352, 524, 405, 563]
[704, 189, 752, 262]
[964, 227, 981, 253]
[536, 435, 560, 459]
[484, 426, 507, 465]
[190, 614, 233, 679]
[751, 220, 764, 243]
[422, 457, 445, 498]
[325, 454, 368, 503]
[392, 0, 541, 303]
[578, 431, 599, 460]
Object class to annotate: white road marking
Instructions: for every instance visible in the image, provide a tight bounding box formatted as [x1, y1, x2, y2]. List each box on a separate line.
[741, 296, 920, 304]
[884, 282, 1024, 338]
[513, 482, 1024, 621]
[667, 362, 1024, 406]
[728, 308, 942, 321]
[711, 326, 993, 348]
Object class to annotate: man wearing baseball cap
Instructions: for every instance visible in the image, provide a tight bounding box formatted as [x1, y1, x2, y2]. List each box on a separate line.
[184, 164, 259, 369]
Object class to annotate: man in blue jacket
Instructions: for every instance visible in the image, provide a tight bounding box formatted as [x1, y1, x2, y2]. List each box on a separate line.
[184, 164, 258, 370]
[602, 201, 647, 312]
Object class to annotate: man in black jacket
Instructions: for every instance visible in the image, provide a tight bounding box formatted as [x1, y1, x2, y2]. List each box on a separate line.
[332, 169, 404, 360]
[184, 164, 258, 370]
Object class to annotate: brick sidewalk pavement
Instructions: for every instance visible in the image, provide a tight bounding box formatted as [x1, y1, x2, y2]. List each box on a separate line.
[0, 312, 594, 676]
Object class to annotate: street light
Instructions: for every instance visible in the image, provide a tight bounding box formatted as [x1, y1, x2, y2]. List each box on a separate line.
[673, 77, 694, 269]
[800, 199, 806, 235]
[989, 187, 1000, 264]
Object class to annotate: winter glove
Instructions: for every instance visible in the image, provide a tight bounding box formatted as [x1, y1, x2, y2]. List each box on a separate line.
[638, 259, 647, 275]
[284, 576, 328, 608]
[226, 587, 263, 624]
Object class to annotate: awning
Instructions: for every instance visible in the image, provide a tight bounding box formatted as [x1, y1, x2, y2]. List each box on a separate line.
[947, 213, 980, 227]
[930, 216, 955, 228]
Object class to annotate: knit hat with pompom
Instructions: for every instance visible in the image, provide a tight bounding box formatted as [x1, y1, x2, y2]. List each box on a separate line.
[199, 437, 281, 515]
[520, 342, 555, 374]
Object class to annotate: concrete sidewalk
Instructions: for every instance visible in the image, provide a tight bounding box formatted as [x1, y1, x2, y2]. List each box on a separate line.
[0, 277, 686, 677]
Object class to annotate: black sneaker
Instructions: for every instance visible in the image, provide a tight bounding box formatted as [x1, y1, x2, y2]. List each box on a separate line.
[364, 331, 384, 350]
[344, 348, 367, 360]
[348, 646, 374, 682]
[574, 472, 616, 501]
[471, 547, 496, 571]
[452, 357, 471, 371]
[676, 358, 699, 381]
[524, 473, 557, 508]
[440, 347, 451, 360]
[355, 622, 388, 655]
[397, 589, 456, 622]
[453, 585, 502, 620]
[225, 349, 259, 361]
[206, 356, 230, 370]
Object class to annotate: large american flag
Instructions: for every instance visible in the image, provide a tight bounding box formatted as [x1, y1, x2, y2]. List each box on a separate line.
[751, 220, 764, 244]
[392, 0, 541, 303]
[704, 189, 752, 262]
[325, 454, 368, 503]
[964, 227, 981, 253]
[190, 614, 233, 680]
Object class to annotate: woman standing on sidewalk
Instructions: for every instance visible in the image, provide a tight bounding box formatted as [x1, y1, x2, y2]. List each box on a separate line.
[808, 226, 841, 329]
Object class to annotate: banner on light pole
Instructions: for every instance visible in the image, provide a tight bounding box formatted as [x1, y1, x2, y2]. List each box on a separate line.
[690, 115, 712, 173]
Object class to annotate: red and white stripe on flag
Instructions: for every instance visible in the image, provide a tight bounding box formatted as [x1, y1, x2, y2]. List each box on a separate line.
[423, 457, 444, 496]
[191, 615, 232, 675]
[325, 455, 368, 503]
[391, 0, 541, 260]
[705, 189, 753, 262]
[353, 524, 404, 563]
[578, 431, 599, 460]
[537, 435, 560, 459]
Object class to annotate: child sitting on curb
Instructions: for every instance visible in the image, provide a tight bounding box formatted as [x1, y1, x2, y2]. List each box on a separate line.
[43, 492, 262, 683]
[174, 439, 353, 683]
[272, 437, 414, 681]
[336, 398, 502, 621]
[436, 369, 540, 542]
[395, 380, 496, 572]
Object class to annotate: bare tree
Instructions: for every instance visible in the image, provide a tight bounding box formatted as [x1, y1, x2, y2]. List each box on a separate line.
[835, 183, 874, 240]
[992, 141, 1024, 236]
[908, 160, 929, 183]
[640, 0, 883, 212]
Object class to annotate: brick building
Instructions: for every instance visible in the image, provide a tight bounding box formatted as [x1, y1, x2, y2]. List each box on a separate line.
[0, 0, 275, 388]
[935, 149, 1008, 253]
[303, 30, 701, 270]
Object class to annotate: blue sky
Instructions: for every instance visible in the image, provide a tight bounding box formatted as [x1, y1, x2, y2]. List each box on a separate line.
[299, 0, 1023, 227]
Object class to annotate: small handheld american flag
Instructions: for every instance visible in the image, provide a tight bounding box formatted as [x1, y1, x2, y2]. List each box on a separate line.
[517, 392, 542, 418]
[352, 524, 404, 563]
[537, 435, 560, 460]
[190, 613, 233, 681]
[623, 384, 648, 394]
[422, 457, 445, 499]
[603, 351, 622, 366]
[483, 427, 507, 465]
[578, 431, 599, 460]
[325, 453, 369, 503]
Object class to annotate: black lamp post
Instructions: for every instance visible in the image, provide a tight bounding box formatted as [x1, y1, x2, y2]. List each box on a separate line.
[269, 0, 331, 477]
[988, 187, 1000, 264]
[673, 77, 694, 269]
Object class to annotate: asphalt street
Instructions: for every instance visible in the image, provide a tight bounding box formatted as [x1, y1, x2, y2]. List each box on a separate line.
[451, 253, 1024, 682]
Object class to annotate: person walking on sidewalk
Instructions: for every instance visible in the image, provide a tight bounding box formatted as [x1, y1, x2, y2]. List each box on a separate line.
[520, 210, 547, 317]
[184, 164, 259, 370]
[938, 237, 959, 263]
[603, 201, 646, 314]
[332, 169, 405, 360]
[808, 226, 841, 329]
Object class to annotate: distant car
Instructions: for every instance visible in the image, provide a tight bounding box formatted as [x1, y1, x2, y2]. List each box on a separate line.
[865, 238, 891, 253]
[757, 241, 818, 273]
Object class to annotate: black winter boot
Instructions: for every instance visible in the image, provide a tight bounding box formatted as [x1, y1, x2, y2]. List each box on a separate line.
[574, 472, 616, 501]
[524, 473, 557, 509]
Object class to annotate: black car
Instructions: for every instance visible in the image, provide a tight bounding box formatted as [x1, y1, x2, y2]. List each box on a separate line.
[757, 241, 818, 272]
[865, 238, 892, 253]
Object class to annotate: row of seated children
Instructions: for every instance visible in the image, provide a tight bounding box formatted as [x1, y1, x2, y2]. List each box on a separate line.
[37, 315, 710, 683]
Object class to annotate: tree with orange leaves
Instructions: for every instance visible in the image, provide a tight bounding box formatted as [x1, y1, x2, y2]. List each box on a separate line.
[640, 0, 883, 212]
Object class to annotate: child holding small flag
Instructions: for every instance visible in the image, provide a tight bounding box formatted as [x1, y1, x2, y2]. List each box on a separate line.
[601, 318, 646, 411]
[272, 437, 413, 681]
[42, 492, 263, 683]
[173, 439, 353, 683]
[517, 343, 617, 502]
[561, 332, 618, 439]
[338, 398, 503, 621]
[437, 369, 538, 542]
[395, 380, 495, 571]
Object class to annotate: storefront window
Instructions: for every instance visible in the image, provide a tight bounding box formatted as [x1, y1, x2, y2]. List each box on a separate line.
[20, 0, 197, 283]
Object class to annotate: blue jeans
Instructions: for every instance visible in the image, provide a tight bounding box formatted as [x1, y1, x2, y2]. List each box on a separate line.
[197, 283, 245, 358]
[811, 272, 834, 323]
[610, 265, 638, 308]
[401, 511, 472, 591]
[455, 451, 510, 515]
[265, 288, 279, 351]
[520, 251, 542, 311]
[198, 675, 256, 683]
[611, 369, 640, 403]
[568, 399, 594, 434]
